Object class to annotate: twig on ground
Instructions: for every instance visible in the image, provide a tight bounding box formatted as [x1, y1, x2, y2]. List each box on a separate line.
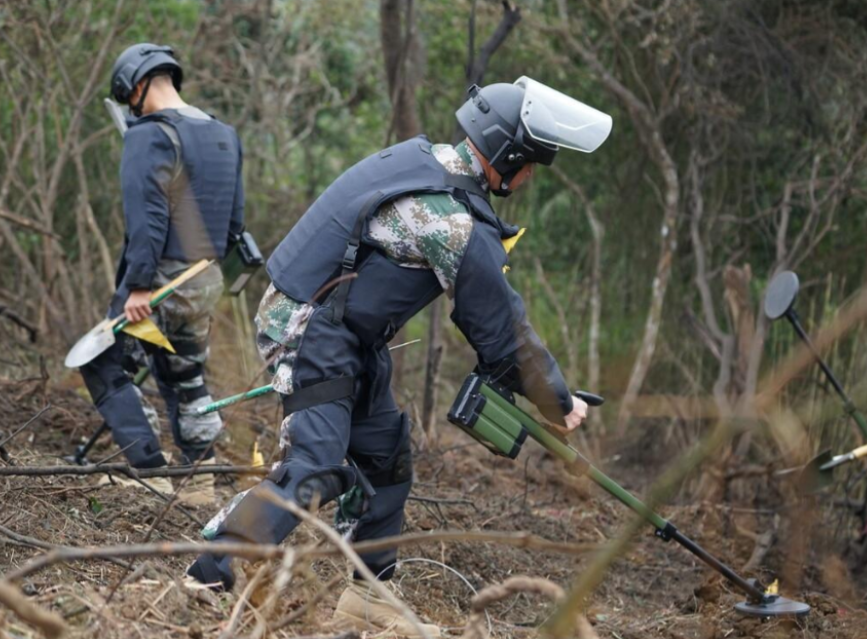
[408, 495, 479, 510]
[0, 580, 68, 638]
[269, 572, 345, 631]
[0, 404, 52, 450]
[460, 576, 567, 639]
[0, 463, 268, 478]
[0, 523, 131, 571]
[263, 492, 435, 639]
[219, 562, 271, 639]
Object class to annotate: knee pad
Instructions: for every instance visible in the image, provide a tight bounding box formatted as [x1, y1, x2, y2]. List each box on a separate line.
[268, 462, 357, 508]
[80, 365, 131, 406]
[152, 350, 205, 386]
[353, 413, 414, 488]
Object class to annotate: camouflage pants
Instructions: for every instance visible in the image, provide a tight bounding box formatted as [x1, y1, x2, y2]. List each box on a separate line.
[142, 260, 225, 462]
[254, 283, 314, 453]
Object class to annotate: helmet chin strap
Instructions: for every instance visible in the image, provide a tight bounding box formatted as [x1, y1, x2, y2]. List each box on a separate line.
[130, 76, 155, 117]
[492, 165, 525, 198]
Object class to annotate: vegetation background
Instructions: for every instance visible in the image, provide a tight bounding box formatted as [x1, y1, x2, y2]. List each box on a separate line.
[3, 1, 867, 635]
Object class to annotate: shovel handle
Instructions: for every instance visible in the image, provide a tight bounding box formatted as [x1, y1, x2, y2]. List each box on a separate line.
[106, 260, 213, 334]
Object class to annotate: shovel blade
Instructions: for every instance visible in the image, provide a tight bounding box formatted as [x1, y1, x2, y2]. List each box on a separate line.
[797, 449, 834, 494]
[64, 320, 117, 368]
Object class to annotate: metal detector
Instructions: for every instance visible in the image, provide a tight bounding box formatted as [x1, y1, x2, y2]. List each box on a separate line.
[448, 374, 810, 618]
[765, 271, 867, 490]
[764, 271, 867, 439]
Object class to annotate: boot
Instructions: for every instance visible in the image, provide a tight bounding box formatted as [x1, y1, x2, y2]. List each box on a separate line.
[332, 580, 441, 638]
[96, 473, 174, 495]
[178, 456, 216, 506]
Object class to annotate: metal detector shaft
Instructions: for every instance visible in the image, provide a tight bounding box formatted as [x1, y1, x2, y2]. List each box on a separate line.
[786, 310, 867, 438]
[73, 422, 110, 465]
[197, 383, 274, 415]
[196, 339, 423, 416]
[478, 384, 767, 603]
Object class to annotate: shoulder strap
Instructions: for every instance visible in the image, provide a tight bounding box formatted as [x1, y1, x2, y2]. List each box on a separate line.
[442, 172, 488, 199]
[155, 122, 183, 181]
[330, 190, 385, 325]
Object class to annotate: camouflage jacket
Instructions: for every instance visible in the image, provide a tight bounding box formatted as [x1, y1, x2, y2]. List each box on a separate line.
[256, 141, 488, 394]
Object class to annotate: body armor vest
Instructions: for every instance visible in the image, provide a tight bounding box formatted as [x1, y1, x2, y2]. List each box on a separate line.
[132, 109, 241, 261]
[267, 135, 515, 346]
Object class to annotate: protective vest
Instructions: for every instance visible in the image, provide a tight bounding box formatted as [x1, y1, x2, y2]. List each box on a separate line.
[267, 136, 517, 346]
[131, 109, 241, 261]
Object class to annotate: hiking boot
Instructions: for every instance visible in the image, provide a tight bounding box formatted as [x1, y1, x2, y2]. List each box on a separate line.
[332, 580, 441, 638]
[178, 456, 216, 506]
[96, 473, 174, 495]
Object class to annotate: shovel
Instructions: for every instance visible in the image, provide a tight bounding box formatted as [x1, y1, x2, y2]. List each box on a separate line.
[778, 444, 867, 494]
[64, 260, 211, 368]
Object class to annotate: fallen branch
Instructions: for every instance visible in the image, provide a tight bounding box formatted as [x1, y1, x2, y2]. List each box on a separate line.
[269, 573, 345, 631]
[0, 405, 52, 450]
[460, 576, 597, 639]
[265, 493, 435, 639]
[0, 463, 269, 478]
[0, 524, 131, 571]
[4, 531, 596, 583]
[0, 580, 68, 638]
[329, 529, 597, 561]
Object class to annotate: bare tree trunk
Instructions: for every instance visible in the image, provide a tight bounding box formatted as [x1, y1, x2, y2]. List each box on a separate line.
[616, 164, 679, 434]
[557, 21, 681, 436]
[380, 0, 422, 143]
[551, 165, 604, 432]
[422, 298, 444, 442]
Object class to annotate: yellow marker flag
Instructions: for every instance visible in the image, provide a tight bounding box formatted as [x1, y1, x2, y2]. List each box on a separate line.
[501, 227, 526, 254]
[251, 441, 265, 468]
[121, 317, 176, 353]
[501, 227, 527, 273]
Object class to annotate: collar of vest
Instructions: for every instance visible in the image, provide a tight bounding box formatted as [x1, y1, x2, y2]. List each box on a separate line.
[130, 108, 212, 128]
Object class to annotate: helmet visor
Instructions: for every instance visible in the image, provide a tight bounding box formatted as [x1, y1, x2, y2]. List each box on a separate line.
[515, 77, 612, 153]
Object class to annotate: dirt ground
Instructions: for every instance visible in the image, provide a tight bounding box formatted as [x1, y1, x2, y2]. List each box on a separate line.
[1, 376, 866, 639]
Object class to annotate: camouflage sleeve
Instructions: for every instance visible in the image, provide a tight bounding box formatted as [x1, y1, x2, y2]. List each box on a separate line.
[409, 194, 473, 297]
[367, 191, 474, 297]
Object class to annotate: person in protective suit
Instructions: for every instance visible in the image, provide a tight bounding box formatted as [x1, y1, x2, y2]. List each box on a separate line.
[187, 77, 611, 635]
[78, 43, 245, 504]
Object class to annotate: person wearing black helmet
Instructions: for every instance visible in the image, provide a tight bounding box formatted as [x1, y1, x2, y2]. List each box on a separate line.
[77, 43, 246, 505]
[187, 77, 610, 635]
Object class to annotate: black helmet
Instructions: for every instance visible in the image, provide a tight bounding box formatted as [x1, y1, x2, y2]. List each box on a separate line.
[110, 43, 183, 106]
[456, 82, 557, 196]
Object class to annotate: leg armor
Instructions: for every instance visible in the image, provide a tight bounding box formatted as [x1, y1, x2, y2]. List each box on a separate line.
[80, 335, 166, 468]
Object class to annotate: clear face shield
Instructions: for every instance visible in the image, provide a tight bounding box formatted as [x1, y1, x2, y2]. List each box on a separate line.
[514, 77, 613, 154]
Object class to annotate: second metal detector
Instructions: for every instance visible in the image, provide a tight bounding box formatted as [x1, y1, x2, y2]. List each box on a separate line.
[765, 271, 867, 490]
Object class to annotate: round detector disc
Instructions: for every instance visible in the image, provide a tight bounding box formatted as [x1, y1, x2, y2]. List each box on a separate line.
[735, 596, 810, 618]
